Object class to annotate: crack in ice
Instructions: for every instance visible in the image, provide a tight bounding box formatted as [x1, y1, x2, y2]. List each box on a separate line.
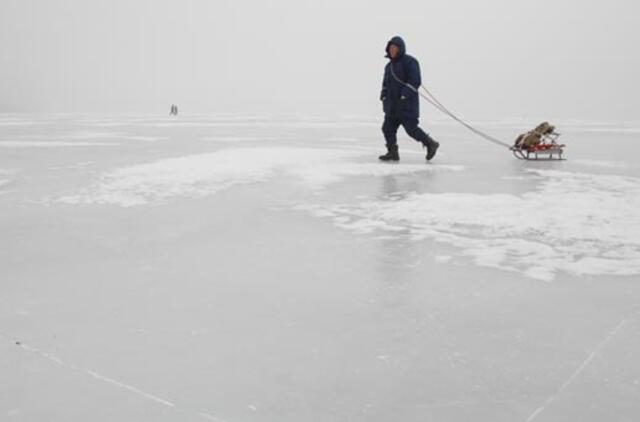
[523, 317, 627, 422]
[1, 332, 228, 421]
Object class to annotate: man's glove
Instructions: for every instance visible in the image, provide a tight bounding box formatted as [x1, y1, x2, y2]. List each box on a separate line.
[400, 95, 407, 101]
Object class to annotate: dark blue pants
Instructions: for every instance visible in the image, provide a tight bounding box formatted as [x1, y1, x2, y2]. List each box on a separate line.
[382, 114, 431, 146]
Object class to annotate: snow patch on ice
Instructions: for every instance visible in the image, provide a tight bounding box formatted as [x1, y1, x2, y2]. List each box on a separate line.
[324, 136, 361, 142]
[0, 120, 44, 127]
[123, 135, 165, 142]
[48, 161, 96, 171]
[296, 169, 640, 281]
[0, 169, 18, 190]
[0, 141, 118, 148]
[61, 131, 122, 140]
[200, 136, 279, 143]
[57, 147, 464, 207]
[23, 131, 166, 143]
[572, 127, 640, 135]
[152, 121, 379, 129]
[573, 159, 633, 169]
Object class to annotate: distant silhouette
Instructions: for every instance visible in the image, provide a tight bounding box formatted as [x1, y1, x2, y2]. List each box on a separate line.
[169, 104, 178, 116]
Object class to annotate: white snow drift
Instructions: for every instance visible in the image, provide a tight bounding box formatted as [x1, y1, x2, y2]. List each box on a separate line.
[58, 147, 463, 207]
[296, 169, 640, 281]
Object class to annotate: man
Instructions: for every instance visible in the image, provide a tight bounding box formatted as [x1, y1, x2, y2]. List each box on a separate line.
[379, 36, 439, 161]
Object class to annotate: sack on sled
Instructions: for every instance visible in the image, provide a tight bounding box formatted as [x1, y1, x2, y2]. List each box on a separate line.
[514, 122, 556, 149]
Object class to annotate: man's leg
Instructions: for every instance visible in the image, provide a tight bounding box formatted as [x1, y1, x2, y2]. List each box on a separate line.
[380, 115, 402, 161]
[382, 115, 402, 146]
[402, 118, 440, 161]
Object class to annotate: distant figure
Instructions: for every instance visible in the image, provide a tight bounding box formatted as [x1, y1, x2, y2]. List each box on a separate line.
[169, 104, 178, 116]
[379, 36, 439, 162]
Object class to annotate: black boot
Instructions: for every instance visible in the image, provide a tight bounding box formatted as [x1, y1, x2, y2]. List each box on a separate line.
[378, 144, 399, 161]
[422, 135, 440, 161]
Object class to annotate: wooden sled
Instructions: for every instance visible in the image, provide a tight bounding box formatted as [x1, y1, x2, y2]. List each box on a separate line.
[511, 132, 565, 161]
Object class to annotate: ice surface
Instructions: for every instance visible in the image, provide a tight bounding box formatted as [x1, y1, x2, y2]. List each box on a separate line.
[2, 114, 640, 421]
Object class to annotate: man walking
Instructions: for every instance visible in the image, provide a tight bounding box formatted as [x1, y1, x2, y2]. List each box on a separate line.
[379, 36, 439, 161]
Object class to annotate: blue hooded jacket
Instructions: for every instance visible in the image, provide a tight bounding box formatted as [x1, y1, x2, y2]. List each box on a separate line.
[380, 36, 421, 119]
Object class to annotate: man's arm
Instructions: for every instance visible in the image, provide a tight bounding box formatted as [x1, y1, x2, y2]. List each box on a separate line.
[401, 58, 421, 99]
[380, 65, 388, 101]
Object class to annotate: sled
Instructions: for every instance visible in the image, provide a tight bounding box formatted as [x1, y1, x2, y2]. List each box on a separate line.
[511, 131, 565, 161]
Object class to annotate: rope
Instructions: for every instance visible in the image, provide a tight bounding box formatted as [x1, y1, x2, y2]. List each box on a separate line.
[388, 64, 513, 149]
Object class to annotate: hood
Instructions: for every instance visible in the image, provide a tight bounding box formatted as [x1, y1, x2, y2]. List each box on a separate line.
[385, 36, 406, 61]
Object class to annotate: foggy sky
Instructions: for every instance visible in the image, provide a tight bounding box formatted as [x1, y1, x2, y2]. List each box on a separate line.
[1, 0, 639, 121]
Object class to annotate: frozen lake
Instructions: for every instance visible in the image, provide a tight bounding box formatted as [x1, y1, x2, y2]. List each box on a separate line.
[1, 113, 639, 421]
